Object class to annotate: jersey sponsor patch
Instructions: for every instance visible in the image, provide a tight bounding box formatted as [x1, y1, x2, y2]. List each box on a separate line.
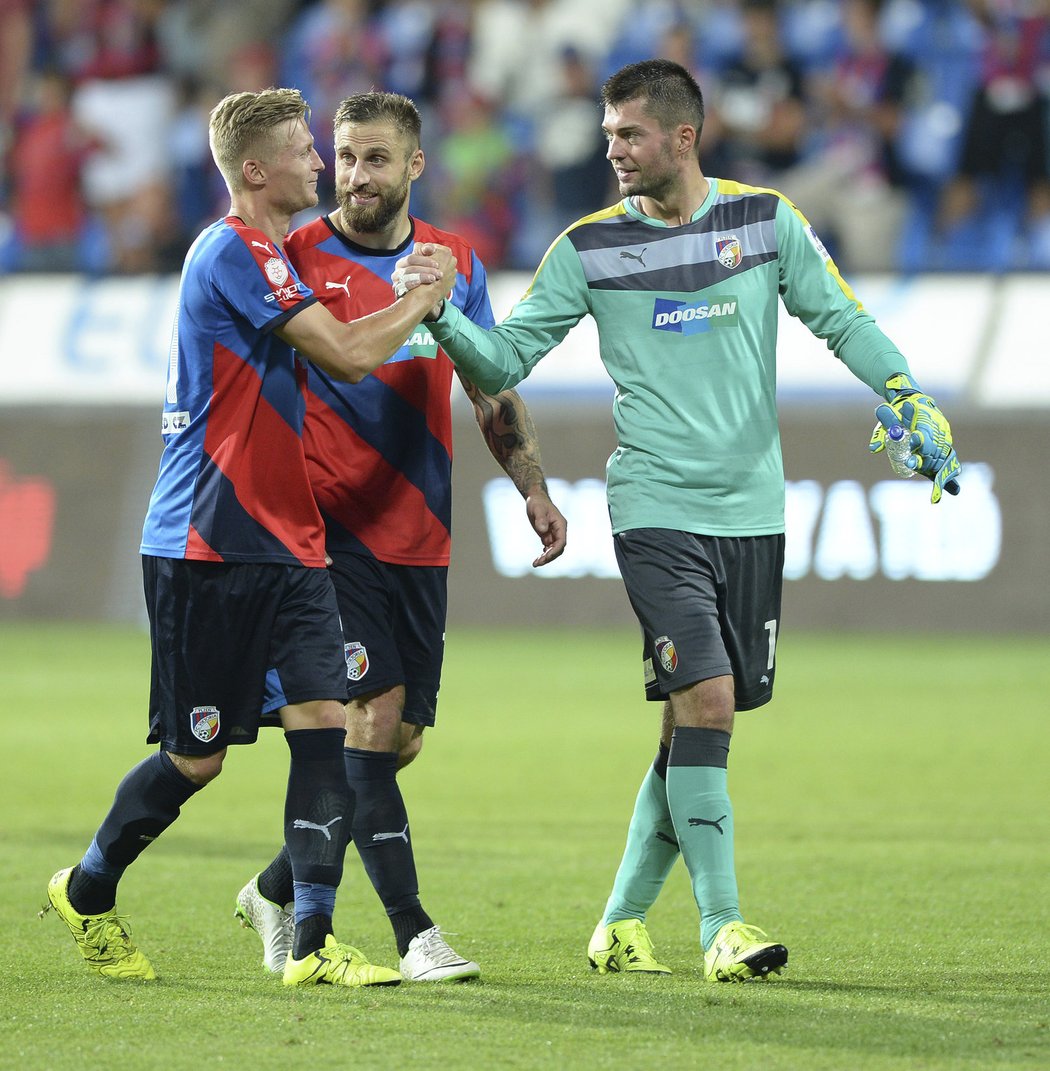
[190, 705, 220, 743]
[655, 636, 678, 674]
[715, 235, 742, 270]
[345, 641, 369, 681]
[387, 326, 439, 363]
[652, 297, 739, 336]
[643, 656, 657, 685]
[806, 225, 831, 262]
[161, 411, 190, 435]
[264, 281, 307, 304]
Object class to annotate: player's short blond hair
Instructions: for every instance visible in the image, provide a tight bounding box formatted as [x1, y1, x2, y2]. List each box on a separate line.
[209, 88, 311, 191]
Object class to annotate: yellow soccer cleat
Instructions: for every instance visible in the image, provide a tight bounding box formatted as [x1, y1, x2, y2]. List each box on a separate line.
[703, 921, 787, 982]
[40, 867, 156, 980]
[587, 918, 671, 974]
[282, 933, 402, 988]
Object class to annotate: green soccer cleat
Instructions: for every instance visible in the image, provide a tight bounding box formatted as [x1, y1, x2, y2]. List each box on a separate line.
[282, 933, 402, 988]
[234, 875, 293, 974]
[40, 867, 156, 980]
[587, 918, 671, 974]
[703, 921, 787, 982]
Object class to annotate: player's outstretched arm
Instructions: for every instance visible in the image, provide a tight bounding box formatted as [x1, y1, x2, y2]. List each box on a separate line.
[278, 245, 457, 382]
[457, 371, 567, 568]
[868, 373, 962, 503]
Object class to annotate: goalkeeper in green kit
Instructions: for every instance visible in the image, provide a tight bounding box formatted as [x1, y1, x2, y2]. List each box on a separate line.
[395, 59, 961, 982]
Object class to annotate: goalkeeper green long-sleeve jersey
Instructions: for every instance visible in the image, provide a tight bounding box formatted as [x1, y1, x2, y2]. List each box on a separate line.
[429, 178, 910, 536]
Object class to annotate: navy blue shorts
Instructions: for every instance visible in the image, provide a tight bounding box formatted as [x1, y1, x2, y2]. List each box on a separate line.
[328, 551, 447, 727]
[143, 556, 348, 753]
[613, 529, 784, 711]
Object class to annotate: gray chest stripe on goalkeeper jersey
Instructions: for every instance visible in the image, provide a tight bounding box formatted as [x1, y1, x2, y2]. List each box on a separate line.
[576, 216, 778, 288]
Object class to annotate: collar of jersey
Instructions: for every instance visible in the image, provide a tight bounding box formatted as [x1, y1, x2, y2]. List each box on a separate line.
[623, 178, 718, 228]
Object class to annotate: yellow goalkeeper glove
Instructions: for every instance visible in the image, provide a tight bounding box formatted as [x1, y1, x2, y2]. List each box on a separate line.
[869, 373, 961, 504]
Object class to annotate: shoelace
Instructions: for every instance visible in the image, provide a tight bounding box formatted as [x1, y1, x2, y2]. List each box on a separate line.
[318, 942, 368, 979]
[616, 921, 656, 957]
[82, 913, 136, 961]
[721, 923, 769, 953]
[414, 928, 463, 965]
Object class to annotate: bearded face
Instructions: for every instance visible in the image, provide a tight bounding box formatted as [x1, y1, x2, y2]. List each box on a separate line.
[336, 165, 411, 234]
[333, 121, 418, 236]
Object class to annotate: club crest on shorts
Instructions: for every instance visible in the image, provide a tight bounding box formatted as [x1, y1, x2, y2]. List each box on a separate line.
[716, 235, 742, 270]
[655, 636, 678, 674]
[189, 705, 220, 743]
[345, 641, 369, 681]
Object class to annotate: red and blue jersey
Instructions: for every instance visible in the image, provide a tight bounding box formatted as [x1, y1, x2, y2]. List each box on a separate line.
[286, 216, 494, 566]
[140, 216, 326, 566]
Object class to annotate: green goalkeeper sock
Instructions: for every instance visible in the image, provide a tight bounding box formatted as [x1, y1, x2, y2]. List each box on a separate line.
[602, 744, 680, 924]
[666, 726, 742, 950]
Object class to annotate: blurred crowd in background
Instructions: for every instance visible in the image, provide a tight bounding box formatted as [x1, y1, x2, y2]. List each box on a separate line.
[2, 0, 1050, 277]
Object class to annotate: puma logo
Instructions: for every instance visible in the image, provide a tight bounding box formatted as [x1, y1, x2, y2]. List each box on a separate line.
[325, 276, 352, 298]
[688, 814, 727, 835]
[251, 240, 275, 255]
[619, 248, 647, 268]
[371, 823, 409, 844]
[292, 817, 343, 841]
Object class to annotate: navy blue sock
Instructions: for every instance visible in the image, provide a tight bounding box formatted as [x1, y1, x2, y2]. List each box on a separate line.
[345, 747, 425, 934]
[284, 728, 350, 889]
[257, 846, 294, 907]
[70, 751, 200, 914]
[391, 907, 434, 958]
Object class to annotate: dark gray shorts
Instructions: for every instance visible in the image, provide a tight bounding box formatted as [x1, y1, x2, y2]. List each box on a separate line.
[613, 529, 785, 711]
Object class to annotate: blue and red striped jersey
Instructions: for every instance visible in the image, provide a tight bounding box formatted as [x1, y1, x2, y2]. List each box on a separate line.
[286, 216, 495, 565]
[140, 216, 326, 566]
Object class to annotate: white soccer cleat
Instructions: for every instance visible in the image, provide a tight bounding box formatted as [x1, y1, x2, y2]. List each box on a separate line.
[234, 875, 294, 974]
[399, 926, 481, 982]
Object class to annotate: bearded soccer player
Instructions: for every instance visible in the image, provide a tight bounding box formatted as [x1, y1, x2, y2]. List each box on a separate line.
[41, 88, 456, 989]
[396, 60, 961, 982]
[233, 92, 566, 982]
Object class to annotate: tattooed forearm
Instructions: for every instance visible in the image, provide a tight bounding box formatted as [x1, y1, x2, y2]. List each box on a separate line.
[459, 372, 548, 497]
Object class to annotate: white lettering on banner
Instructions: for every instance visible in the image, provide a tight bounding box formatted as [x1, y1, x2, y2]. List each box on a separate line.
[0, 276, 177, 403]
[482, 478, 620, 579]
[64, 278, 175, 375]
[483, 468, 1001, 582]
[867, 464, 1001, 581]
[812, 480, 879, 580]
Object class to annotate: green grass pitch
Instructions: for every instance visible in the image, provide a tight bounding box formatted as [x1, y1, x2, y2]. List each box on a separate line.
[2, 623, 1048, 1070]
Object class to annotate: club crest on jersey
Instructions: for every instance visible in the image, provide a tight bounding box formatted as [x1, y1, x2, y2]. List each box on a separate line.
[190, 705, 220, 743]
[715, 235, 742, 270]
[345, 642, 369, 681]
[655, 636, 678, 674]
[265, 256, 289, 286]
